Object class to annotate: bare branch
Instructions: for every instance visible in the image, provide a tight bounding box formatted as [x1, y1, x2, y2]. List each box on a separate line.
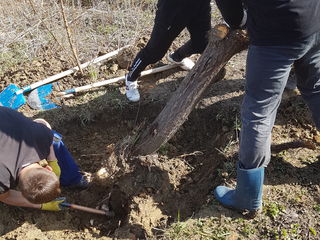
[59, 0, 83, 74]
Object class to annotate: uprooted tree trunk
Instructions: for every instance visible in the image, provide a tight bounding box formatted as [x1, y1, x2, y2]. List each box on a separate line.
[97, 25, 249, 181]
[133, 25, 249, 156]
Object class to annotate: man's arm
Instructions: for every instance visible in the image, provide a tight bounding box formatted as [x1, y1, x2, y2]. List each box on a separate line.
[33, 118, 62, 178]
[215, 0, 246, 29]
[0, 190, 65, 211]
[0, 190, 41, 209]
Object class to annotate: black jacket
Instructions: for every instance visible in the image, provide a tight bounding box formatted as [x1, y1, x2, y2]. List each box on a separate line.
[156, 0, 211, 26]
[215, 0, 320, 45]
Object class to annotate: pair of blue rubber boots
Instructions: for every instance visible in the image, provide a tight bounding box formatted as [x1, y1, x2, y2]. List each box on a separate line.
[52, 131, 88, 189]
[214, 164, 264, 216]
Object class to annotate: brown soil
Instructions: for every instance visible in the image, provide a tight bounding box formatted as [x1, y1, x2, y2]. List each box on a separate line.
[0, 45, 319, 240]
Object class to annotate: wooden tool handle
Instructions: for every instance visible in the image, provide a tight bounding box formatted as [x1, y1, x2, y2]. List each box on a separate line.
[17, 45, 130, 94]
[58, 64, 178, 98]
[60, 202, 114, 216]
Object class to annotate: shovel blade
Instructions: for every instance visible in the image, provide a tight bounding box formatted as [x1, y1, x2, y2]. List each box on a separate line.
[0, 84, 26, 109]
[27, 84, 60, 110]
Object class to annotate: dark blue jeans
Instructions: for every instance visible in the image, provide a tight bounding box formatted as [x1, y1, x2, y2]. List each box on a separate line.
[52, 131, 82, 186]
[240, 31, 320, 169]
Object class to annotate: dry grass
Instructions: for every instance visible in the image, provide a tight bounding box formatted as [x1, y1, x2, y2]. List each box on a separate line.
[0, 0, 223, 75]
[0, 0, 157, 73]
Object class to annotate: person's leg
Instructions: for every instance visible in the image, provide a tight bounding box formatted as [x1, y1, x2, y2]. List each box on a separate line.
[127, 20, 182, 82]
[170, 40, 193, 62]
[32, 118, 87, 188]
[294, 31, 320, 129]
[214, 44, 302, 213]
[127, 0, 187, 82]
[52, 131, 88, 189]
[167, 1, 211, 71]
[166, 40, 196, 71]
[239, 46, 296, 169]
[125, 0, 186, 101]
[171, 1, 211, 62]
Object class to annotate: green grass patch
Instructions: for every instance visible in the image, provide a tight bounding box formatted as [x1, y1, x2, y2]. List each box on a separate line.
[164, 217, 231, 240]
[0, 43, 28, 74]
[263, 201, 285, 220]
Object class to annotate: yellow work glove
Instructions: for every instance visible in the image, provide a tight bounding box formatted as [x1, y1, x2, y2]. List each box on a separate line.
[41, 197, 66, 211]
[48, 159, 61, 178]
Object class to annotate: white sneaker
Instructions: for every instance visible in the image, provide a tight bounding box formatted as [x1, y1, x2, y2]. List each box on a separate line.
[125, 75, 140, 102]
[167, 52, 195, 71]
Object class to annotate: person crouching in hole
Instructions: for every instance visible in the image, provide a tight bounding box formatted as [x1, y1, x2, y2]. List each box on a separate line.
[0, 106, 88, 211]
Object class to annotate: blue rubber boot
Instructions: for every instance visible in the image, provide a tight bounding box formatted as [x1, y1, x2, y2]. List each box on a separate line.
[52, 131, 88, 189]
[214, 164, 264, 215]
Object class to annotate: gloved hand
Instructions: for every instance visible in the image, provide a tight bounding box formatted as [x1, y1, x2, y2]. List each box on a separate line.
[41, 197, 66, 211]
[48, 159, 61, 178]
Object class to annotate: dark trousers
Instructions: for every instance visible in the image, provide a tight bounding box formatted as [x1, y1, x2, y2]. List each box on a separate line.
[52, 131, 82, 187]
[128, 0, 211, 81]
[240, 31, 320, 169]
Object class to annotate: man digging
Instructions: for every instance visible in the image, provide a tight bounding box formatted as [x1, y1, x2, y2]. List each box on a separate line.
[0, 106, 88, 211]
